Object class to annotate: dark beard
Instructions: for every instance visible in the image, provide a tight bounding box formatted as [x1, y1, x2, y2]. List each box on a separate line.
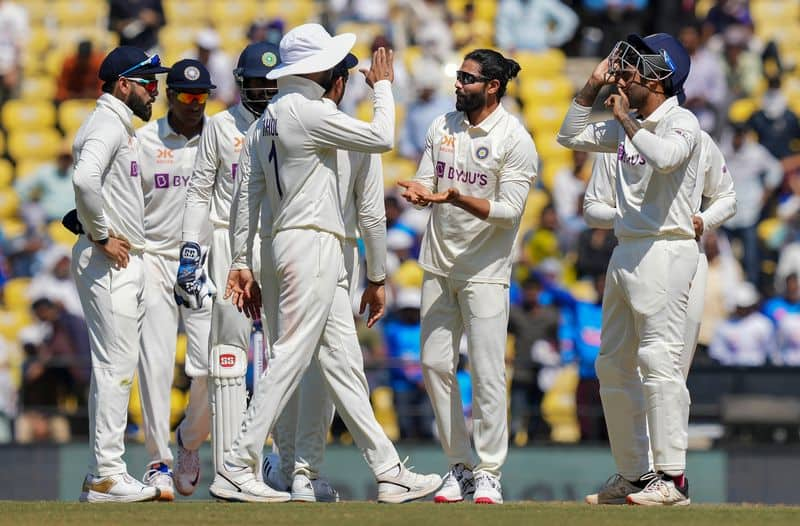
[128, 93, 152, 121]
[455, 91, 484, 113]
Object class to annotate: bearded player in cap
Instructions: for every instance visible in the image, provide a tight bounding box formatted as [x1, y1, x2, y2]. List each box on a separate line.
[71, 46, 170, 503]
[176, 42, 282, 498]
[558, 33, 702, 505]
[135, 59, 216, 500]
[217, 23, 441, 503]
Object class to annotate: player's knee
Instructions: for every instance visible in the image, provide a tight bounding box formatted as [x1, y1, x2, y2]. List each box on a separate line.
[594, 353, 617, 383]
[421, 353, 453, 377]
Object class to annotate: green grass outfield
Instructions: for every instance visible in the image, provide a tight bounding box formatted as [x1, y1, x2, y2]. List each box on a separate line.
[1, 501, 799, 526]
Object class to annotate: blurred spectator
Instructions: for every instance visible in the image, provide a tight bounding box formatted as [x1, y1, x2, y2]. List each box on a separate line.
[495, 0, 578, 53]
[406, 0, 454, 63]
[14, 144, 75, 223]
[16, 298, 90, 443]
[521, 205, 561, 268]
[748, 76, 800, 162]
[709, 282, 779, 366]
[508, 275, 560, 443]
[451, 2, 493, 49]
[247, 18, 284, 46]
[398, 60, 453, 161]
[340, 36, 410, 116]
[704, 0, 753, 36]
[27, 246, 82, 319]
[186, 28, 237, 106]
[55, 40, 104, 103]
[679, 21, 727, 135]
[552, 150, 590, 223]
[0, 222, 45, 278]
[108, 0, 165, 53]
[575, 228, 616, 280]
[697, 232, 743, 358]
[580, 0, 649, 56]
[0, 336, 16, 443]
[763, 273, 800, 325]
[776, 310, 800, 366]
[721, 121, 783, 284]
[0, 0, 28, 106]
[382, 288, 433, 440]
[721, 25, 761, 101]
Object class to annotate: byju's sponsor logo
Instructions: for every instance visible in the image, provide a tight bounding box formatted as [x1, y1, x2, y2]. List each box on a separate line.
[130, 161, 139, 177]
[154, 173, 190, 189]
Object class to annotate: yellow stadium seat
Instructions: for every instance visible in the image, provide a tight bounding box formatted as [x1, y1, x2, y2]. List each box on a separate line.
[205, 99, 227, 116]
[382, 158, 417, 188]
[0, 309, 33, 342]
[519, 77, 574, 105]
[211, 1, 259, 26]
[520, 188, 550, 234]
[1, 100, 57, 132]
[58, 99, 96, 135]
[217, 26, 249, 56]
[392, 260, 424, 289]
[27, 28, 51, 57]
[23, 52, 46, 76]
[751, 0, 800, 24]
[160, 26, 202, 57]
[728, 98, 758, 123]
[264, 0, 316, 26]
[25, 0, 51, 25]
[6, 129, 63, 162]
[19, 75, 57, 101]
[0, 190, 20, 219]
[335, 22, 386, 48]
[45, 50, 68, 78]
[48, 220, 79, 248]
[473, 0, 497, 23]
[370, 386, 400, 441]
[1, 218, 25, 240]
[54, 0, 107, 27]
[0, 159, 11, 188]
[515, 49, 567, 77]
[524, 103, 570, 135]
[163, 0, 208, 26]
[541, 365, 580, 443]
[3, 278, 31, 312]
[402, 46, 423, 72]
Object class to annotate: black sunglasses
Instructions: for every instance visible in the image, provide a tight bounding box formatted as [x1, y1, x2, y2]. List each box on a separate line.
[456, 70, 491, 85]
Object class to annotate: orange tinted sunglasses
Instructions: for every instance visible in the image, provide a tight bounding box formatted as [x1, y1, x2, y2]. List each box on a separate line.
[175, 92, 209, 104]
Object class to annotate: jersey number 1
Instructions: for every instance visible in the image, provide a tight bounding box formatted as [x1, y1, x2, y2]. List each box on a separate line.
[269, 140, 283, 198]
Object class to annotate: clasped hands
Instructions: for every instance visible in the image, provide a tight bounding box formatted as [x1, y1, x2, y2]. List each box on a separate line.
[398, 181, 460, 207]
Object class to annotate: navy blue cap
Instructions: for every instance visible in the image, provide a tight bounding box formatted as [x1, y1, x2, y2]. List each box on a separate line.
[234, 41, 282, 79]
[167, 59, 216, 90]
[627, 33, 691, 105]
[98, 46, 171, 81]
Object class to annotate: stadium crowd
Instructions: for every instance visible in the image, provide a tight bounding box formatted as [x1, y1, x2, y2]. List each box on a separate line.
[0, 0, 798, 448]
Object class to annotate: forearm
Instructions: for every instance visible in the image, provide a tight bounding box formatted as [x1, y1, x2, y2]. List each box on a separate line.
[583, 199, 616, 229]
[360, 217, 387, 282]
[618, 112, 642, 140]
[575, 78, 603, 107]
[699, 192, 737, 231]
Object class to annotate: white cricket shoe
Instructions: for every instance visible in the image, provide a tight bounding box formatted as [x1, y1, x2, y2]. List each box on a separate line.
[473, 472, 502, 504]
[627, 475, 690, 506]
[434, 463, 475, 503]
[209, 461, 291, 503]
[262, 453, 291, 491]
[174, 434, 200, 496]
[79, 472, 161, 503]
[376, 458, 443, 503]
[585, 472, 657, 505]
[291, 471, 340, 503]
[143, 462, 175, 501]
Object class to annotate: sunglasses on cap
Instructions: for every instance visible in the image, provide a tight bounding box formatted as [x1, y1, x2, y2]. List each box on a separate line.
[456, 70, 491, 85]
[119, 54, 162, 78]
[175, 92, 209, 104]
[123, 77, 158, 94]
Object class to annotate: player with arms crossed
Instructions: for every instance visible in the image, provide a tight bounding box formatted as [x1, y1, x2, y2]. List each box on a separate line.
[136, 60, 216, 500]
[399, 49, 537, 505]
[558, 33, 702, 506]
[176, 42, 282, 497]
[582, 129, 736, 505]
[72, 46, 170, 503]
[217, 23, 441, 503]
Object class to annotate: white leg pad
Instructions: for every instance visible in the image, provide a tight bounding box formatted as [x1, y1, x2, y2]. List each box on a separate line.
[210, 345, 248, 474]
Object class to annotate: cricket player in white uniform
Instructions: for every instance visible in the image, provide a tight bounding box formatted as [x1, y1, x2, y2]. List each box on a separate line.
[399, 49, 537, 505]
[217, 23, 441, 504]
[558, 33, 701, 506]
[252, 54, 387, 502]
[71, 46, 170, 503]
[136, 59, 216, 500]
[582, 130, 736, 505]
[176, 42, 281, 493]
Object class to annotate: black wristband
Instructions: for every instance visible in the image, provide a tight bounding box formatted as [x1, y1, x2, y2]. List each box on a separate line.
[95, 237, 109, 246]
[368, 278, 385, 286]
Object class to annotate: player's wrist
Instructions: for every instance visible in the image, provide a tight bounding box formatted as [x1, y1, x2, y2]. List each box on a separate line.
[367, 278, 385, 286]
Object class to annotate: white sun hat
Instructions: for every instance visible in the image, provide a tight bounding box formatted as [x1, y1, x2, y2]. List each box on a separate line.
[267, 23, 357, 80]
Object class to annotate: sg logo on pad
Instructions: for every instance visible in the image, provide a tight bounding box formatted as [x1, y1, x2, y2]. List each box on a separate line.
[220, 354, 236, 368]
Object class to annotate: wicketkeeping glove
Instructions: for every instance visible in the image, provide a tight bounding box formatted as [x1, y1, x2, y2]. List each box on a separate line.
[174, 241, 217, 309]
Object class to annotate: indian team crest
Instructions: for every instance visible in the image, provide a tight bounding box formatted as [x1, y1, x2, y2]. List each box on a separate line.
[476, 146, 489, 160]
[184, 66, 200, 81]
[262, 52, 278, 67]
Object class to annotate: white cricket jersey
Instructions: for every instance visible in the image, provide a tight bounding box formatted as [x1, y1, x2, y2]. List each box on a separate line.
[72, 93, 145, 250]
[255, 75, 394, 239]
[584, 130, 736, 233]
[138, 115, 207, 258]
[413, 104, 537, 285]
[183, 103, 257, 243]
[559, 96, 701, 240]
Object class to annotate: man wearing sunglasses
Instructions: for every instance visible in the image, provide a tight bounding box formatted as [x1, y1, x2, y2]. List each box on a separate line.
[398, 49, 537, 505]
[72, 46, 170, 503]
[178, 41, 284, 499]
[557, 33, 701, 506]
[135, 59, 216, 501]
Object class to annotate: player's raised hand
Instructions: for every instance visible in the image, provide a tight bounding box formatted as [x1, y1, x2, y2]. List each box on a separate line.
[225, 268, 262, 320]
[605, 88, 631, 121]
[398, 180, 432, 206]
[362, 46, 394, 88]
[359, 282, 386, 328]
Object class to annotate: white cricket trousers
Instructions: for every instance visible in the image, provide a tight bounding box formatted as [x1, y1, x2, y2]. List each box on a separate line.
[138, 252, 212, 465]
[596, 237, 698, 479]
[269, 240, 359, 479]
[229, 229, 398, 476]
[72, 236, 145, 477]
[420, 272, 510, 477]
